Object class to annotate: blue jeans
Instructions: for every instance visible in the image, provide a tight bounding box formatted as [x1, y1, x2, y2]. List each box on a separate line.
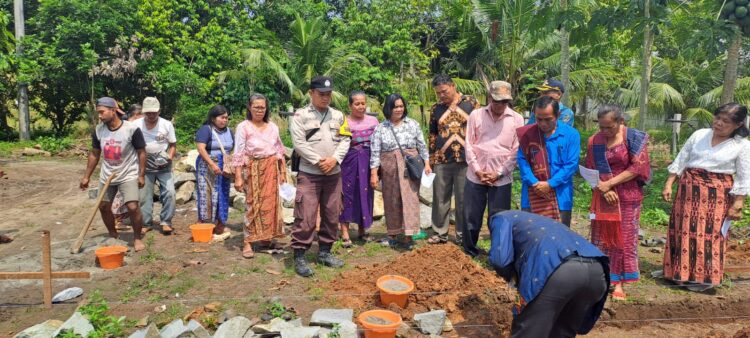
[139, 169, 175, 226]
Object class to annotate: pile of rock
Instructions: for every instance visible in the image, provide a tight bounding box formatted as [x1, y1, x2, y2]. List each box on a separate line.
[14, 306, 453, 338]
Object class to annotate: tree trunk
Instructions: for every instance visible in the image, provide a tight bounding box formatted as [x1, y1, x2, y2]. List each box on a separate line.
[638, 0, 653, 130]
[560, 28, 571, 106]
[721, 26, 742, 105]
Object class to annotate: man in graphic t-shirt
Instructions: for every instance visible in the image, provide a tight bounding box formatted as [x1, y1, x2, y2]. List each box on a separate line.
[80, 97, 148, 251]
[135, 97, 177, 234]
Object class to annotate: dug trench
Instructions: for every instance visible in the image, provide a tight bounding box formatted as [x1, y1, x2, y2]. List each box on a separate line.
[325, 243, 750, 337]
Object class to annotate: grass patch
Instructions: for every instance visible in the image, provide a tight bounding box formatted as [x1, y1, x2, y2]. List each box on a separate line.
[59, 290, 135, 338]
[308, 287, 325, 301]
[361, 241, 388, 257]
[119, 272, 172, 303]
[138, 233, 162, 263]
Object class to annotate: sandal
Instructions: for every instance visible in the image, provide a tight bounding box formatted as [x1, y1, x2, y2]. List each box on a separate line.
[380, 238, 398, 248]
[341, 238, 353, 248]
[427, 235, 447, 244]
[242, 245, 254, 259]
[611, 290, 627, 301]
[161, 223, 173, 235]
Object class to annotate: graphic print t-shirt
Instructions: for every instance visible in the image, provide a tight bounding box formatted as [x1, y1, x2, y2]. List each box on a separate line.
[92, 120, 146, 185]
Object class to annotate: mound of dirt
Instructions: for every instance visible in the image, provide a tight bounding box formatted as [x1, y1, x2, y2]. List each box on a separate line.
[327, 243, 515, 337]
[735, 326, 750, 338]
[726, 241, 750, 265]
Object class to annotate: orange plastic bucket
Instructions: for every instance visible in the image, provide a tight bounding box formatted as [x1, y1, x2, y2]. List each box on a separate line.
[376, 275, 415, 308]
[190, 223, 215, 243]
[358, 310, 402, 338]
[95, 245, 127, 269]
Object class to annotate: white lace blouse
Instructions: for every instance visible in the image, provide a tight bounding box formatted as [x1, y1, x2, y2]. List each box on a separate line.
[668, 128, 750, 195]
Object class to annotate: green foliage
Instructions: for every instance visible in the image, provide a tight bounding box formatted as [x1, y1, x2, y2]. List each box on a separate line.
[36, 136, 73, 154]
[260, 300, 295, 319]
[78, 290, 134, 338]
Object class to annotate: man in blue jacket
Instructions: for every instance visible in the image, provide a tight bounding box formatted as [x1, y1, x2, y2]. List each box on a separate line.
[489, 210, 610, 337]
[528, 78, 575, 127]
[517, 96, 580, 226]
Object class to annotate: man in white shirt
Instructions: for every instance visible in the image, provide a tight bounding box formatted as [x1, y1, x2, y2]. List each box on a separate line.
[136, 97, 177, 234]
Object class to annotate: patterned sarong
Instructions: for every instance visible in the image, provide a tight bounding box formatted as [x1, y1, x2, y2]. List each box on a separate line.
[195, 155, 230, 224]
[664, 168, 733, 286]
[380, 149, 421, 236]
[242, 156, 285, 243]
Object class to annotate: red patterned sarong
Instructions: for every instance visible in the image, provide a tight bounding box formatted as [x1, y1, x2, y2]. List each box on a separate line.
[518, 124, 560, 221]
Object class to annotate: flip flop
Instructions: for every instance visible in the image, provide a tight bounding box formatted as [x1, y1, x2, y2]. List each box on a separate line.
[242, 245, 254, 259]
[427, 235, 447, 244]
[611, 290, 627, 301]
[341, 239, 353, 248]
[161, 224, 173, 235]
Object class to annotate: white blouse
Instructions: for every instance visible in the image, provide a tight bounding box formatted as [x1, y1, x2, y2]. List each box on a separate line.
[668, 128, 750, 195]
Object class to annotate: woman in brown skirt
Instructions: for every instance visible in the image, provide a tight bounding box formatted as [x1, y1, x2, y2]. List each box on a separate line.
[662, 103, 750, 290]
[233, 93, 287, 258]
[370, 93, 431, 249]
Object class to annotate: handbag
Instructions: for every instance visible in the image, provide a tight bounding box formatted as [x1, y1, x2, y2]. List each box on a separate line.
[387, 123, 424, 181]
[291, 109, 329, 172]
[211, 127, 235, 181]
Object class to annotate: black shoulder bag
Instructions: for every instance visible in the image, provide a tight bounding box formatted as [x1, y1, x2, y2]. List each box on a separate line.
[387, 123, 424, 181]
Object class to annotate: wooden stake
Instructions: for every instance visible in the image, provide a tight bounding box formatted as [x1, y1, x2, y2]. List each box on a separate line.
[70, 172, 117, 254]
[0, 231, 90, 308]
[42, 231, 52, 308]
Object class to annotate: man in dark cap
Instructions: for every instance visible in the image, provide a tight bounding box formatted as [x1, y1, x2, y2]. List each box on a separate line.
[79, 97, 148, 251]
[290, 76, 351, 277]
[488, 210, 609, 337]
[528, 78, 575, 127]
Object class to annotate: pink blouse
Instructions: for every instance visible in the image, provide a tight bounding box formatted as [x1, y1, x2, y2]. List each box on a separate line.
[231, 120, 285, 167]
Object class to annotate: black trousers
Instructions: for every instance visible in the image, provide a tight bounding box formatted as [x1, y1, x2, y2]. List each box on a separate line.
[511, 257, 607, 338]
[462, 180, 511, 257]
[522, 208, 572, 227]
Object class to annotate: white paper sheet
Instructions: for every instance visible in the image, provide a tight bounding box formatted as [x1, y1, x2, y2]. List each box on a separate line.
[421, 171, 436, 188]
[279, 183, 296, 202]
[721, 219, 732, 238]
[579, 165, 600, 188]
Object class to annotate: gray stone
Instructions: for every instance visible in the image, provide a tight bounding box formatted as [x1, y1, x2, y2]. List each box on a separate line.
[334, 321, 357, 338]
[88, 188, 99, 199]
[419, 203, 432, 227]
[176, 181, 195, 204]
[128, 323, 161, 338]
[13, 320, 63, 338]
[52, 287, 83, 303]
[233, 194, 246, 211]
[413, 310, 446, 336]
[185, 320, 210, 338]
[160, 319, 190, 338]
[252, 318, 302, 334]
[280, 326, 321, 338]
[395, 322, 410, 338]
[230, 186, 239, 201]
[310, 309, 353, 327]
[174, 172, 196, 188]
[442, 318, 453, 332]
[214, 316, 253, 338]
[179, 150, 199, 172]
[373, 190, 384, 220]
[419, 185, 433, 206]
[219, 309, 238, 323]
[282, 207, 295, 224]
[52, 312, 94, 338]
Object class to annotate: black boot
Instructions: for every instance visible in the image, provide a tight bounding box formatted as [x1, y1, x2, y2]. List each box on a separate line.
[294, 249, 313, 277]
[317, 244, 344, 268]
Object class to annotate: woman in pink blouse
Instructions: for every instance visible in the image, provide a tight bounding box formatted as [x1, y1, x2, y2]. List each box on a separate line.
[233, 93, 287, 258]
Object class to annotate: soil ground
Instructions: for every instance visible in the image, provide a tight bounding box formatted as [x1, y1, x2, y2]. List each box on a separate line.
[1, 157, 749, 337]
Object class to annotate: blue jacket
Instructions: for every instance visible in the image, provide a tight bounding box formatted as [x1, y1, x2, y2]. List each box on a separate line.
[528, 102, 575, 127]
[488, 210, 610, 334]
[517, 121, 580, 210]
